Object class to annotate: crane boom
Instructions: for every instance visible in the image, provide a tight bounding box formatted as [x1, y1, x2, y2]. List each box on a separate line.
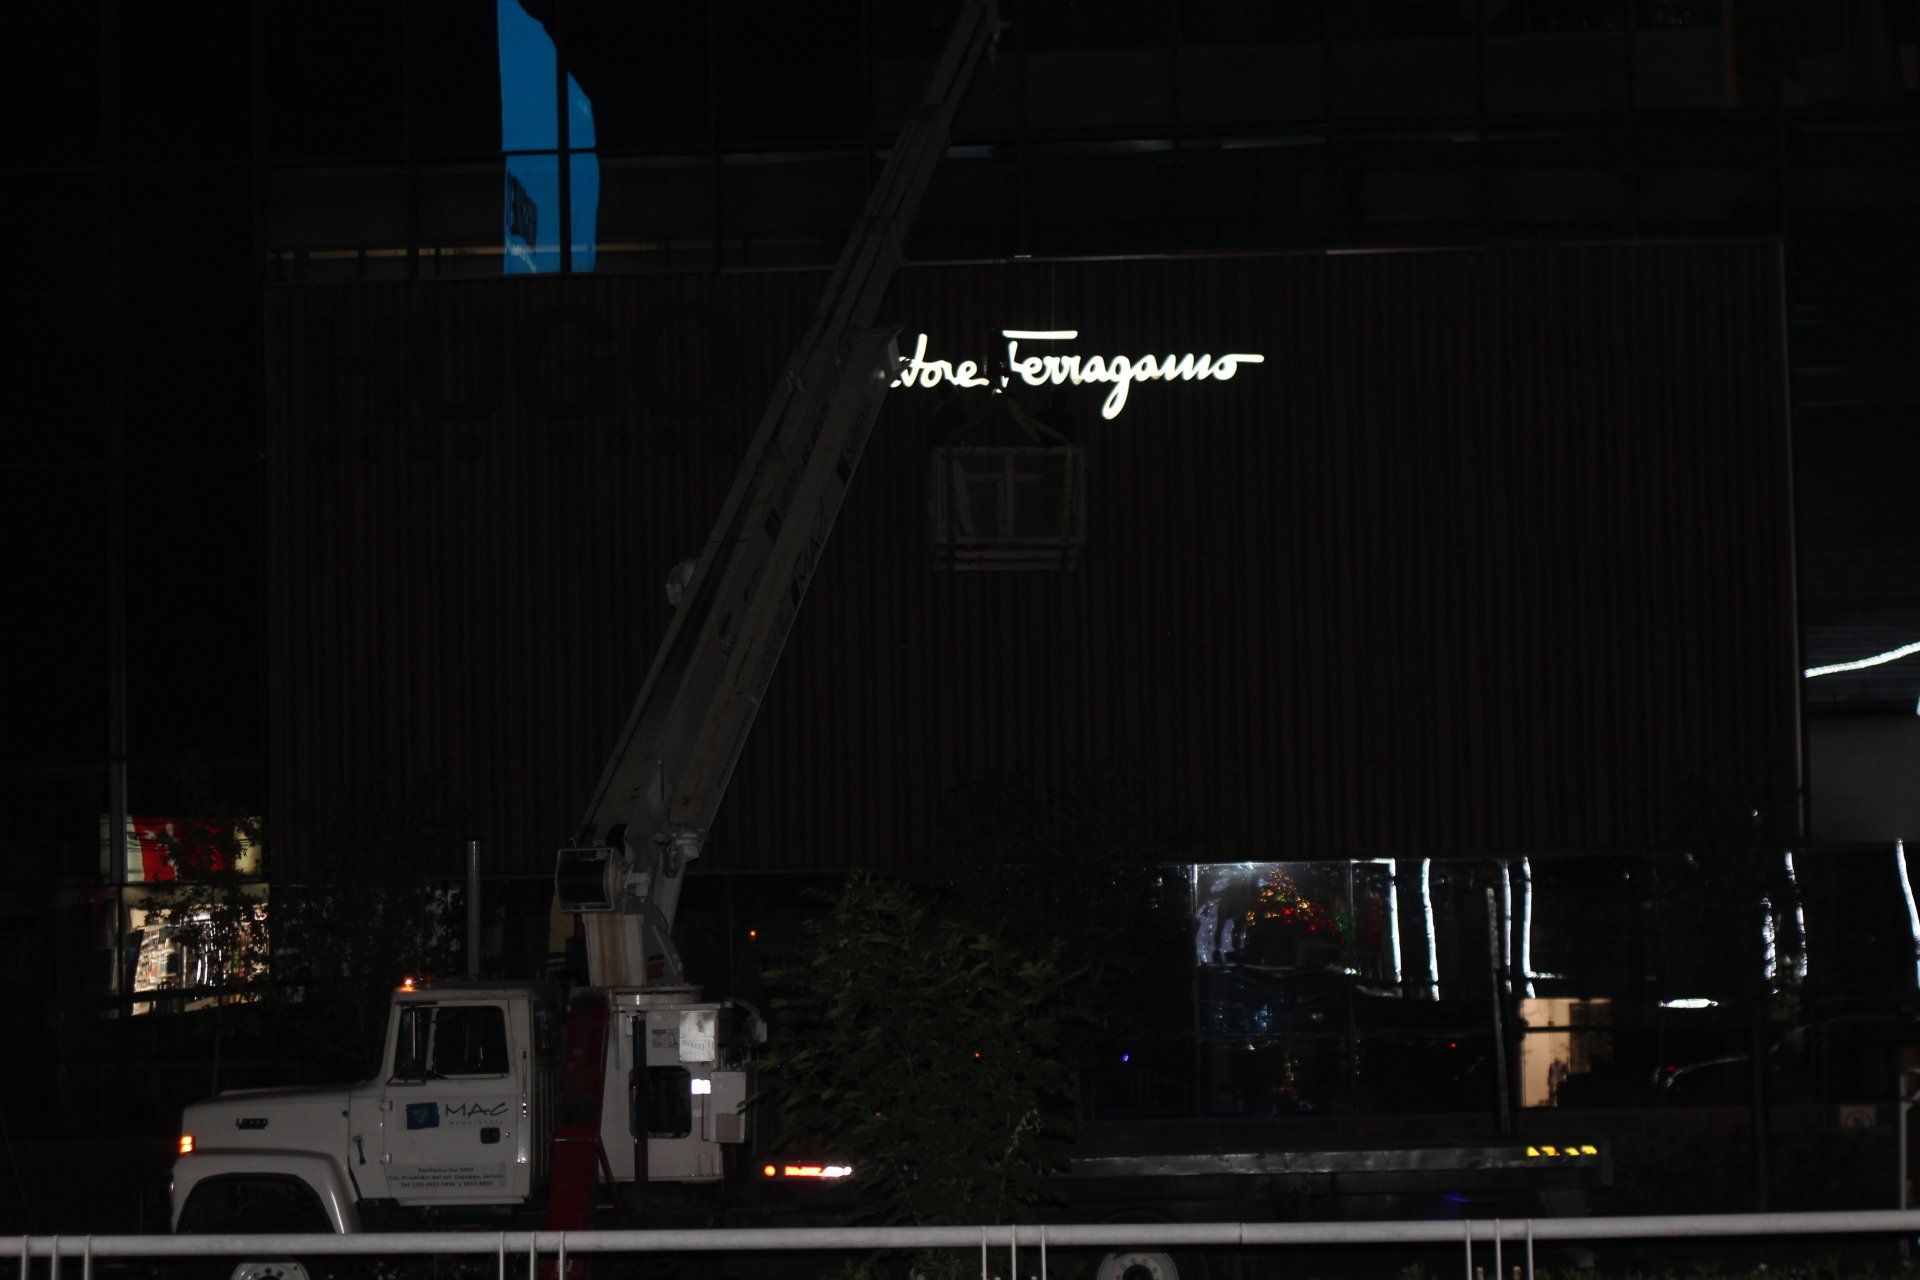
[556, 0, 1001, 989]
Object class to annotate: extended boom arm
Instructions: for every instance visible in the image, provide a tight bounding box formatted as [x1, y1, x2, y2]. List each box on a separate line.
[556, 0, 1000, 989]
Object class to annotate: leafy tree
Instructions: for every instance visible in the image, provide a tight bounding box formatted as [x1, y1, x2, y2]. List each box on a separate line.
[915, 763, 1188, 1044]
[265, 775, 469, 1076]
[759, 875, 1076, 1228]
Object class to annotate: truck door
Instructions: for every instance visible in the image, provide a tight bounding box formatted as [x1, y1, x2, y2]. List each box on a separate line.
[381, 998, 531, 1204]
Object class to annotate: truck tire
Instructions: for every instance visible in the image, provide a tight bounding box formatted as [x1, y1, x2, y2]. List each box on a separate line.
[230, 1265, 312, 1280]
[177, 1175, 347, 1280]
[1096, 1251, 1191, 1280]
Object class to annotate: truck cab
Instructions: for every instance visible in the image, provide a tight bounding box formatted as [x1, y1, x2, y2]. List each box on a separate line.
[350, 980, 562, 1207]
[172, 977, 759, 1231]
[172, 981, 562, 1231]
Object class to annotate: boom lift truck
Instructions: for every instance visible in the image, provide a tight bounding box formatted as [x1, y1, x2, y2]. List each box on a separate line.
[169, 0, 1001, 1248]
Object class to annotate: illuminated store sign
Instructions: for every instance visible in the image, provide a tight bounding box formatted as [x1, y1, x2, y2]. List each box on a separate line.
[890, 329, 1266, 420]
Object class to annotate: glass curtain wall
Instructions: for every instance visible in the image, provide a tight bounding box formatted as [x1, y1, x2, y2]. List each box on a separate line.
[1082, 847, 1920, 1123]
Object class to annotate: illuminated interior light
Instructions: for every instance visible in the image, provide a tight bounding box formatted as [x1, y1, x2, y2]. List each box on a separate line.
[999, 329, 1080, 340]
[1896, 839, 1920, 991]
[1519, 857, 1536, 999]
[1383, 858, 1404, 989]
[1784, 851, 1807, 982]
[1498, 863, 1514, 980]
[1804, 641, 1920, 678]
[1661, 998, 1719, 1009]
[497, 0, 598, 274]
[1419, 859, 1439, 1000]
[1762, 896, 1779, 989]
[690, 1078, 712, 1096]
[178, 1134, 195, 1155]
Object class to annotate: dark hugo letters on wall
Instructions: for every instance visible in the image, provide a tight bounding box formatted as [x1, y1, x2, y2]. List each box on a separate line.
[300, 300, 743, 465]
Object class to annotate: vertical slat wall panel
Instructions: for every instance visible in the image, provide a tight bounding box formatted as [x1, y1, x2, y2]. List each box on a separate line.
[264, 243, 1793, 878]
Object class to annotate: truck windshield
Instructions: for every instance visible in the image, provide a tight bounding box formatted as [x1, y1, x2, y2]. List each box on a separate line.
[393, 1004, 510, 1079]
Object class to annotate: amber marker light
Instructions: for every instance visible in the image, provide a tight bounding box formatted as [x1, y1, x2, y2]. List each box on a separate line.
[178, 1134, 195, 1155]
[761, 1162, 855, 1179]
[782, 1164, 853, 1179]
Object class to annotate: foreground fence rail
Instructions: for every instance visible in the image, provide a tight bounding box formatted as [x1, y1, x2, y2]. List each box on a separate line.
[14, 1209, 1920, 1279]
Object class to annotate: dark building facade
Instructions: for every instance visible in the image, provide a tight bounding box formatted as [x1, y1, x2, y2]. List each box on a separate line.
[267, 242, 1795, 878]
[4, 0, 1912, 894]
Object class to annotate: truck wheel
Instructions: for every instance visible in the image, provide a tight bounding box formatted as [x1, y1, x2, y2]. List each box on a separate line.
[1097, 1251, 1190, 1280]
[229, 1264, 311, 1280]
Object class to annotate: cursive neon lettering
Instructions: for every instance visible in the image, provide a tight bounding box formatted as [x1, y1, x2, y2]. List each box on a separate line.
[890, 332, 990, 391]
[1006, 341, 1048, 387]
[892, 329, 1265, 420]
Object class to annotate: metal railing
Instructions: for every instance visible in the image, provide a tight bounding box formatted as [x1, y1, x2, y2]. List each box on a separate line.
[13, 1210, 1920, 1280]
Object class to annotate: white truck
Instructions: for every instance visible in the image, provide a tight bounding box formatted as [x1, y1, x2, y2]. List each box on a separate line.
[171, 980, 762, 1232]
[170, 0, 1001, 1249]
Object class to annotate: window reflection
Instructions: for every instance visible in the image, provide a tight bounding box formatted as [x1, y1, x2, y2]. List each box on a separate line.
[1187, 860, 1499, 1115]
[1195, 862, 1395, 975]
[496, 0, 598, 272]
[1088, 850, 1920, 1122]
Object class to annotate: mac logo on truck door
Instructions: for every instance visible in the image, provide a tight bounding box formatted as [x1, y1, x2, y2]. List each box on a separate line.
[405, 1100, 505, 1129]
[382, 999, 531, 1204]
